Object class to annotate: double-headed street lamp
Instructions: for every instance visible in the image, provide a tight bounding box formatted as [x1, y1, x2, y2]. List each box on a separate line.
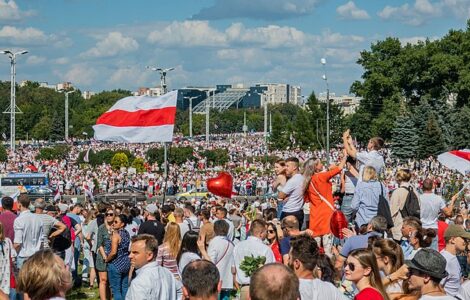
[1, 50, 28, 151]
[146, 66, 175, 94]
[321, 57, 330, 165]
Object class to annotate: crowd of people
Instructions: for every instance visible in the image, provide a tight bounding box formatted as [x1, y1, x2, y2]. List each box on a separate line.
[0, 129, 469, 300]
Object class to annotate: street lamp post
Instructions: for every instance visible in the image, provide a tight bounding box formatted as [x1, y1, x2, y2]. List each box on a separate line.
[206, 90, 213, 144]
[1, 50, 28, 151]
[146, 66, 175, 94]
[183, 96, 198, 139]
[321, 57, 330, 165]
[60, 89, 74, 141]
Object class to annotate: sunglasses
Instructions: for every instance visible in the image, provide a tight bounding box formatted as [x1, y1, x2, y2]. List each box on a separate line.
[267, 230, 275, 234]
[344, 262, 358, 272]
[106, 213, 114, 216]
[113, 221, 120, 224]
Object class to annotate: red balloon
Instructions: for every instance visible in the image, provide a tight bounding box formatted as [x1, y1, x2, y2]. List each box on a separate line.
[207, 172, 233, 198]
[330, 210, 348, 239]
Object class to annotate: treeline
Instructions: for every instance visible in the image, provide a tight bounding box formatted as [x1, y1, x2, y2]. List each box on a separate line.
[348, 20, 470, 159]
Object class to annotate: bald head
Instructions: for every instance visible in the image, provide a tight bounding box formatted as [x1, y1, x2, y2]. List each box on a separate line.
[282, 215, 299, 232]
[249, 263, 299, 300]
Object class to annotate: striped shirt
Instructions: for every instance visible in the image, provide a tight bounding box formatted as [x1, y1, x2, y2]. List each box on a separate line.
[156, 244, 181, 281]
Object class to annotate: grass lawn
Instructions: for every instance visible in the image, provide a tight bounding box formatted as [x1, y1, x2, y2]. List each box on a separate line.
[67, 286, 100, 300]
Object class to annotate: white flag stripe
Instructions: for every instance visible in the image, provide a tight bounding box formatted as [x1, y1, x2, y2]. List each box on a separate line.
[106, 90, 177, 113]
[93, 124, 174, 143]
[437, 151, 470, 175]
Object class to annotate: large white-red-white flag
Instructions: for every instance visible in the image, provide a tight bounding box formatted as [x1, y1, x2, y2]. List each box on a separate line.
[93, 91, 177, 143]
[437, 149, 470, 175]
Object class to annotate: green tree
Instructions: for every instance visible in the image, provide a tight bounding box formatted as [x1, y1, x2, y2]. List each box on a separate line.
[131, 158, 146, 173]
[0, 143, 6, 162]
[391, 113, 419, 159]
[50, 110, 63, 141]
[452, 105, 470, 148]
[269, 112, 287, 150]
[420, 112, 446, 158]
[111, 153, 129, 170]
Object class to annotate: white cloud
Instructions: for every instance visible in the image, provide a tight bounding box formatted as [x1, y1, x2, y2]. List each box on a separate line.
[376, 0, 470, 25]
[81, 32, 139, 58]
[336, 1, 370, 20]
[107, 65, 152, 88]
[0, 0, 34, 21]
[25, 55, 45, 65]
[148, 21, 364, 51]
[147, 21, 226, 47]
[442, 0, 470, 19]
[399, 35, 439, 45]
[52, 57, 69, 65]
[192, 0, 322, 20]
[63, 64, 99, 86]
[225, 23, 307, 48]
[0, 26, 49, 44]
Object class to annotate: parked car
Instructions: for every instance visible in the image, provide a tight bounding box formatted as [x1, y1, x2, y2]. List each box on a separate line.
[28, 186, 55, 201]
[175, 187, 210, 201]
[95, 186, 147, 205]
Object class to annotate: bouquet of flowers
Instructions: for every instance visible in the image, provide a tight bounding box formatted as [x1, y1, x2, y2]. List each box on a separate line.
[240, 255, 266, 277]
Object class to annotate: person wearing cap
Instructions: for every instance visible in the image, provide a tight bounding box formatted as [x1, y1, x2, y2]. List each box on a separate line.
[33, 198, 67, 249]
[440, 224, 470, 296]
[406, 248, 454, 300]
[138, 204, 165, 246]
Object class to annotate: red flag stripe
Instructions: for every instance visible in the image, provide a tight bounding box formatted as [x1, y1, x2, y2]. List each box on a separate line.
[96, 107, 176, 127]
[450, 150, 470, 162]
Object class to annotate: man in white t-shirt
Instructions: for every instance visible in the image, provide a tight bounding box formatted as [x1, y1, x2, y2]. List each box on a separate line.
[420, 178, 456, 250]
[288, 235, 345, 300]
[279, 157, 305, 227]
[342, 129, 385, 180]
[440, 225, 470, 296]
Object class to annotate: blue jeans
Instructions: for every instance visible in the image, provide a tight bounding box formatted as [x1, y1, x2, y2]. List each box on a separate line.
[107, 263, 128, 300]
[9, 288, 17, 300]
[341, 195, 354, 223]
[219, 290, 232, 300]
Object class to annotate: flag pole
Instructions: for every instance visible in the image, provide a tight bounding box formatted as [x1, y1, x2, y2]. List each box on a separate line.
[162, 142, 168, 206]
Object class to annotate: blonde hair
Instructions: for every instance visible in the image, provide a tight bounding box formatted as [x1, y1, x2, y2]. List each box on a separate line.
[362, 166, 377, 182]
[302, 158, 321, 193]
[395, 169, 412, 183]
[164, 222, 181, 258]
[349, 249, 390, 300]
[17, 249, 72, 300]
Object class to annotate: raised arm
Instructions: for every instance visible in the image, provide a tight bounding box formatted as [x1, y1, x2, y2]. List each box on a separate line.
[343, 129, 358, 158]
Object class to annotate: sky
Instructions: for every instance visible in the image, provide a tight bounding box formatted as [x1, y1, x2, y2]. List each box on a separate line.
[0, 0, 469, 97]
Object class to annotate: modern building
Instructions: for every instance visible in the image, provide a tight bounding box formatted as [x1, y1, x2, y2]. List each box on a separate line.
[318, 92, 362, 115]
[255, 83, 301, 105]
[135, 86, 164, 97]
[188, 83, 301, 113]
[82, 91, 96, 100]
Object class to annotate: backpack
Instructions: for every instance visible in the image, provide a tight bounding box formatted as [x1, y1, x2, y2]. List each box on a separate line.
[61, 215, 76, 243]
[50, 223, 72, 252]
[400, 186, 421, 219]
[377, 183, 394, 229]
[185, 218, 201, 232]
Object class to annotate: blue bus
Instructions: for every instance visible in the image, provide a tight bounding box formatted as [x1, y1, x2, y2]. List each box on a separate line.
[0, 173, 49, 191]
